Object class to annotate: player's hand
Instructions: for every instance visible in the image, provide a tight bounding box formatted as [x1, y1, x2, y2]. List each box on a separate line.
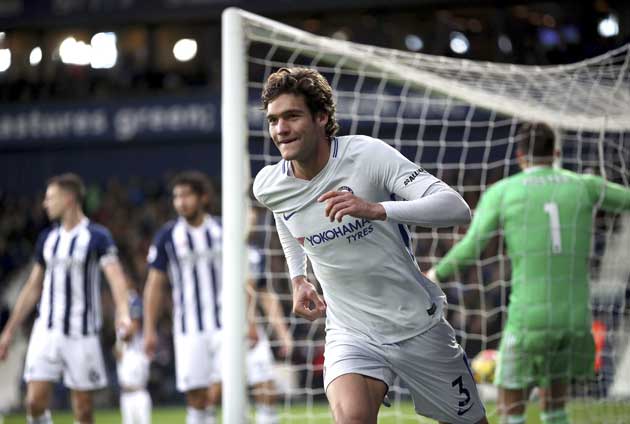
[292, 277, 326, 321]
[116, 313, 132, 342]
[0, 329, 13, 361]
[247, 322, 259, 348]
[318, 191, 386, 223]
[143, 329, 158, 360]
[277, 333, 294, 359]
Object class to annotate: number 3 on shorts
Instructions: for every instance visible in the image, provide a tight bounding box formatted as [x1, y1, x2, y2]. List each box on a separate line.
[451, 375, 473, 415]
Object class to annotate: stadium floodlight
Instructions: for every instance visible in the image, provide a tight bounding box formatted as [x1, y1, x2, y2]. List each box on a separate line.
[223, 7, 630, 422]
[59, 36, 91, 66]
[29, 46, 42, 66]
[405, 34, 424, 52]
[90, 32, 117, 69]
[173, 38, 197, 62]
[449, 31, 469, 54]
[497, 34, 512, 54]
[0, 48, 10, 72]
[598, 14, 620, 38]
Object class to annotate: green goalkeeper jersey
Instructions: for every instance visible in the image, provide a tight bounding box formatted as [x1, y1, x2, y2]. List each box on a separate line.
[435, 166, 630, 332]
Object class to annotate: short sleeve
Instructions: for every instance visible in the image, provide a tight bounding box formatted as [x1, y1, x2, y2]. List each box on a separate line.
[33, 228, 52, 267]
[248, 247, 267, 290]
[147, 226, 171, 273]
[89, 225, 119, 267]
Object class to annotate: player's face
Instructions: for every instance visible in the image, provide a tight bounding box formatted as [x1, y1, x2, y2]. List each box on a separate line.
[266, 93, 328, 162]
[43, 184, 70, 220]
[173, 185, 205, 220]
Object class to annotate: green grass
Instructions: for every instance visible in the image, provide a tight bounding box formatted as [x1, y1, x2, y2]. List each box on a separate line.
[4, 401, 630, 423]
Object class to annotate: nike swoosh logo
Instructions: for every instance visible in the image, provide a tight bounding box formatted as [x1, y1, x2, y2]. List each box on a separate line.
[283, 211, 297, 221]
[457, 403, 474, 416]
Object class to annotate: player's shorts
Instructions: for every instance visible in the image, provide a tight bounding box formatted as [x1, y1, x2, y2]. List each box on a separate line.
[324, 317, 486, 423]
[247, 326, 275, 386]
[174, 330, 222, 392]
[24, 324, 107, 391]
[495, 328, 595, 389]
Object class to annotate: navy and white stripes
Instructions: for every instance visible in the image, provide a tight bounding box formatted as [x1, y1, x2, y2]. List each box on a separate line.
[36, 218, 116, 337]
[148, 216, 223, 335]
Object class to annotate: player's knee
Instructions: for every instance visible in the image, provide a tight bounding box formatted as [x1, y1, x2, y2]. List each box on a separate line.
[73, 403, 94, 423]
[25, 391, 48, 416]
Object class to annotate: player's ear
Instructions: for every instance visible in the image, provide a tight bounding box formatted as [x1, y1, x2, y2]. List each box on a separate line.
[316, 111, 329, 127]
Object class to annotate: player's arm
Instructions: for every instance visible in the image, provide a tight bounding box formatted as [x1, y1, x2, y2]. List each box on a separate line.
[102, 259, 131, 338]
[431, 184, 502, 283]
[319, 139, 470, 226]
[257, 283, 293, 358]
[275, 215, 326, 321]
[0, 263, 45, 360]
[586, 175, 630, 213]
[143, 268, 167, 359]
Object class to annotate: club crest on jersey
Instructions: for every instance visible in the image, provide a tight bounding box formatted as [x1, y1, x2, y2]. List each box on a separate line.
[337, 186, 354, 194]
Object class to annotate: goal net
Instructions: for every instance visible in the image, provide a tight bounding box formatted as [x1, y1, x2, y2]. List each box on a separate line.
[222, 8, 630, 423]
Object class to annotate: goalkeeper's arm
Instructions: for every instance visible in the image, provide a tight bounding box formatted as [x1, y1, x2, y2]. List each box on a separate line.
[430, 183, 502, 283]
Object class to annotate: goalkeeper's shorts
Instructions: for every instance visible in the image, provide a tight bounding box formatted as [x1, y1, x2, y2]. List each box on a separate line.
[495, 328, 595, 389]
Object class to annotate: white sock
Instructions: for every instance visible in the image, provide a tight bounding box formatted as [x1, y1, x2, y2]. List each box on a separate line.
[27, 410, 52, 424]
[255, 404, 279, 424]
[186, 407, 206, 424]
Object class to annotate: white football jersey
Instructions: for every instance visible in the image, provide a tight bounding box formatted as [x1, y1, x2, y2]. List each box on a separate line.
[254, 135, 447, 343]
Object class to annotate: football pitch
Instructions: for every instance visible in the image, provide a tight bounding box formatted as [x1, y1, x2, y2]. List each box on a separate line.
[4, 401, 630, 423]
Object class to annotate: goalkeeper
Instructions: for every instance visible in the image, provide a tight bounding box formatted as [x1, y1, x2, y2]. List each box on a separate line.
[428, 122, 630, 424]
[254, 67, 488, 424]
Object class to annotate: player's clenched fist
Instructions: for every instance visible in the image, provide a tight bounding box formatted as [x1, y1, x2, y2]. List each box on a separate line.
[318, 190, 386, 223]
[291, 276, 326, 321]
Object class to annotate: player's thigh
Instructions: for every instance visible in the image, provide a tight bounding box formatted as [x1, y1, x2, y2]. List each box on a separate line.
[495, 331, 536, 390]
[23, 326, 63, 384]
[61, 335, 107, 390]
[174, 332, 217, 392]
[395, 319, 485, 424]
[326, 373, 387, 424]
[247, 330, 275, 387]
[547, 330, 595, 383]
[323, 331, 394, 394]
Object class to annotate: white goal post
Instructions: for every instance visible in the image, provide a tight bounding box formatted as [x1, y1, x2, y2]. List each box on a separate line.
[222, 6, 630, 423]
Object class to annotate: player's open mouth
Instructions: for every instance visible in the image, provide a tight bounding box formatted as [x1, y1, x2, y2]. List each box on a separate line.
[279, 138, 297, 145]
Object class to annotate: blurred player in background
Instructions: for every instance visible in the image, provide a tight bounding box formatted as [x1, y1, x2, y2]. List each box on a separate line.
[254, 67, 488, 424]
[143, 171, 291, 424]
[0, 173, 131, 424]
[115, 288, 151, 424]
[428, 122, 630, 424]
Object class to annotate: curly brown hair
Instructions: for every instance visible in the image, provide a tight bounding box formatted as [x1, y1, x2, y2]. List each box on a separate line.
[261, 67, 339, 140]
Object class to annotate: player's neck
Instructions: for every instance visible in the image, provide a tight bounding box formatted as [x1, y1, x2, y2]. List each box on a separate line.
[184, 212, 206, 228]
[291, 138, 331, 180]
[61, 208, 85, 231]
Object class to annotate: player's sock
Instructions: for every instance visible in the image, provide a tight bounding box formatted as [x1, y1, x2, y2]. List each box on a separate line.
[186, 406, 207, 424]
[501, 414, 525, 424]
[27, 410, 52, 424]
[541, 409, 569, 424]
[255, 404, 279, 424]
[205, 406, 217, 424]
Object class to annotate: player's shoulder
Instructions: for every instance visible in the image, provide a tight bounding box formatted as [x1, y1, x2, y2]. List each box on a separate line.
[253, 161, 285, 203]
[86, 221, 114, 241]
[341, 134, 392, 157]
[37, 223, 58, 240]
[153, 219, 177, 244]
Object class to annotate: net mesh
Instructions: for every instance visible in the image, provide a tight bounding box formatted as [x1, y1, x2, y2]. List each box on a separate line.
[237, 10, 630, 423]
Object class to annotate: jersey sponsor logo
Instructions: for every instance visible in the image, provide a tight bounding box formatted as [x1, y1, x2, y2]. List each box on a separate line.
[337, 185, 354, 194]
[303, 218, 374, 247]
[403, 168, 425, 186]
[283, 211, 297, 221]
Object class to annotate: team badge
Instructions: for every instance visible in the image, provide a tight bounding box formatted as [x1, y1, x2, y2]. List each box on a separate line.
[337, 186, 353, 193]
